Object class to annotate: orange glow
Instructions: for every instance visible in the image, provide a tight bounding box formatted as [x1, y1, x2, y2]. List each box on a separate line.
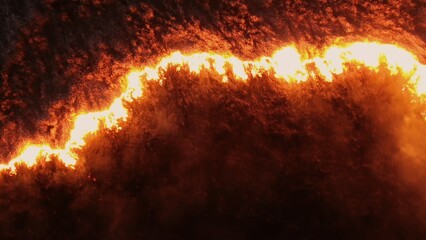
[272, 46, 308, 82]
[1, 41, 425, 174]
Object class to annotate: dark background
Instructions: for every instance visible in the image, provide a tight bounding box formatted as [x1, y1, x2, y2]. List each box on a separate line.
[1, 0, 426, 239]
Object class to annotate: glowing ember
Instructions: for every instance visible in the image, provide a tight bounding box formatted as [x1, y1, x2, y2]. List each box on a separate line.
[1, 41, 425, 174]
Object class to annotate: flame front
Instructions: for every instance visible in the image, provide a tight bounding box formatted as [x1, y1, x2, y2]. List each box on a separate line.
[1, 41, 426, 174]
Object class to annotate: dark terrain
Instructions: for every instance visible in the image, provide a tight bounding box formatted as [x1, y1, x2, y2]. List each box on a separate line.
[1, 1, 426, 239]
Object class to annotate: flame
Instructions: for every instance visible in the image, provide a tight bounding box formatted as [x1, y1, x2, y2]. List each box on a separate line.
[272, 46, 308, 82]
[1, 41, 426, 174]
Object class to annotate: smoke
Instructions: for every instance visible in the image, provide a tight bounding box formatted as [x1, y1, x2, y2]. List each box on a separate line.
[0, 64, 425, 239]
[1, 0, 426, 239]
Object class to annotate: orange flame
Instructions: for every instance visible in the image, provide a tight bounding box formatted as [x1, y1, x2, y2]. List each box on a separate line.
[1, 41, 425, 174]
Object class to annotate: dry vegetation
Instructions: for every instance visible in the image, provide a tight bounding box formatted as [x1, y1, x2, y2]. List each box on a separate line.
[1, 65, 426, 239]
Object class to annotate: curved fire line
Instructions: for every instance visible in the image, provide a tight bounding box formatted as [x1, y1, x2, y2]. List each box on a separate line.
[1, 41, 425, 174]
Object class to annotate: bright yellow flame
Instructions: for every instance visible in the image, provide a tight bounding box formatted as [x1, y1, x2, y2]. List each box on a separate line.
[272, 46, 308, 82]
[316, 42, 426, 92]
[124, 71, 144, 99]
[1, 41, 425, 174]
[412, 65, 426, 95]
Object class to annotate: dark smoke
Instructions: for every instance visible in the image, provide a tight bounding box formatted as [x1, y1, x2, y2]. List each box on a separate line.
[1, 0, 426, 239]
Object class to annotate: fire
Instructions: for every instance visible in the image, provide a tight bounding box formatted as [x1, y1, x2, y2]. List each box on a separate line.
[1, 41, 426, 174]
[272, 46, 307, 82]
